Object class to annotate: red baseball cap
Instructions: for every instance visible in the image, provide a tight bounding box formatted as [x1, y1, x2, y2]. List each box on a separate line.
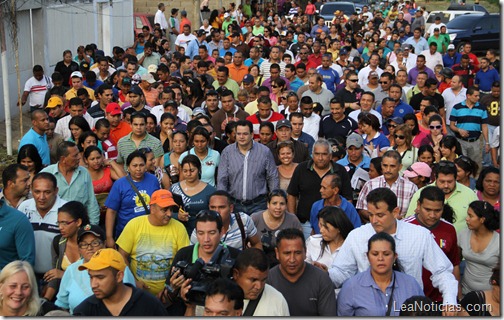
[105, 102, 121, 115]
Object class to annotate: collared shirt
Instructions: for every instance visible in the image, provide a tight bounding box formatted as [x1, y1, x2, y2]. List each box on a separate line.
[356, 175, 418, 217]
[17, 196, 67, 273]
[450, 101, 488, 139]
[19, 128, 50, 165]
[405, 182, 478, 232]
[337, 269, 424, 316]
[154, 9, 168, 30]
[310, 196, 362, 233]
[226, 63, 249, 84]
[179, 147, 220, 187]
[116, 132, 164, 165]
[40, 165, 100, 225]
[329, 220, 458, 306]
[109, 121, 132, 146]
[64, 86, 96, 101]
[217, 141, 279, 201]
[407, 66, 436, 85]
[404, 36, 429, 55]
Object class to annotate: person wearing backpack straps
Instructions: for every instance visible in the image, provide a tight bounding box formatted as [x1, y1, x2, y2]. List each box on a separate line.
[189, 190, 262, 250]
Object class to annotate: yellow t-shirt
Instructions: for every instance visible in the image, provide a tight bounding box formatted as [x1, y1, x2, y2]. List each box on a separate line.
[116, 215, 190, 295]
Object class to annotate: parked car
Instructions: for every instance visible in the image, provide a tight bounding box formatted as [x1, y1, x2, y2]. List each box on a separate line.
[425, 10, 484, 33]
[332, 0, 375, 14]
[319, 2, 357, 26]
[134, 13, 155, 37]
[446, 13, 500, 53]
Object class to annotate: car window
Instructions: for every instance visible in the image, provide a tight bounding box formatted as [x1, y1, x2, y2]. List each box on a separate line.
[447, 15, 480, 29]
[135, 17, 143, 29]
[320, 3, 356, 16]
[427, 12, 450, 24]
[147, 16, 155, 28]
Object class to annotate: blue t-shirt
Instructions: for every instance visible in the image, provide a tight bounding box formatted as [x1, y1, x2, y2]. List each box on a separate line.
[0, 199, 36, 269]
[104, 173, 160, 238]
[317, 67, 340, 94]
[170, 183, 217, 235]
[475, 68, 500, 92]
[364, 132, 390, 150]
[309, 197, 361, 234]
[179, 148, 220, 187]
[219, 47, 237, 57]
[19, 128, 50, 165]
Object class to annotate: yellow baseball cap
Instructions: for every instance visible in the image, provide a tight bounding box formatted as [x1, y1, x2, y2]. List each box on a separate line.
[46, 97, 63, 108]
[78, 248, 126, 272]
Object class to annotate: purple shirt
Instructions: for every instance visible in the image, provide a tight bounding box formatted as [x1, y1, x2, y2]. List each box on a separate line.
[407, 66, 436, 85]
[262, 76, 291, 91]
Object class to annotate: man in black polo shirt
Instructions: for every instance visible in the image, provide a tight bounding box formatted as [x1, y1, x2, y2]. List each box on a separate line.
[287, 138, 352, 239]
[267, 119, 310, 165]
[319, 97, 358, 140]
[335, 71, 364, 116]
[74, 248, 168, 316]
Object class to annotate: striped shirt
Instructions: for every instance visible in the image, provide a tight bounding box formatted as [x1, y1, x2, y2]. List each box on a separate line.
[190, 212, 258, 250]
[356, 175, 418, 217]
[217, 141, 279, 201]
[449, 101, 488, 139]
[116, 132, 164, 165]
[23, 76, 52, 107]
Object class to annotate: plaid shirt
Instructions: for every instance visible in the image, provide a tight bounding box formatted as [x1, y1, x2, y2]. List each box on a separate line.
[356, 175, 418, 217]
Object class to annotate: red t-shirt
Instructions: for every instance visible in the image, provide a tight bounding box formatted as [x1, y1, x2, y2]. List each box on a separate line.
[403, 215, 460, 302]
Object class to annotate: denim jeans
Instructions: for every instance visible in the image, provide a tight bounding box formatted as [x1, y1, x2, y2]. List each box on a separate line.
[233, 196, 267, 216]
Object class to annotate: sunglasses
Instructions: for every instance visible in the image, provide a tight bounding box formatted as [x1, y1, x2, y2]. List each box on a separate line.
[394, 134, 405, 139]
[429, 125, 442, 130]
[379, 81, 389, 84]
[438, 161, 456, 168]
[281, 96, 287, 100]
[387, 123, 398, 128]
[271, 85, 279, 88]
[348, 79, 359, 82]
[196, 210, 220, 219]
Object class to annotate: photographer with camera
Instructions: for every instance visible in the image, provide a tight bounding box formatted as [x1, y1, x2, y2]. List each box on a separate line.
[190, 191, 263, 250]
[232, 248, 290, 316]
[161, 210, 241, 316]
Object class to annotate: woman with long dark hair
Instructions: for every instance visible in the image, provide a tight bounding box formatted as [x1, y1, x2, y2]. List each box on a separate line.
[454, 156, 478, 190]
[17, 144, 43, 187]
[306, 207, 354, 272]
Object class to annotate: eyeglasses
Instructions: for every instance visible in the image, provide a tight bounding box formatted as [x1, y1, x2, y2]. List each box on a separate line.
[78, 240, 103, 249]
[138, 147, 153, 154]
[394, 134, 405, 139]
[387, 123, 398, 128]
[429, 125, 442, 130]
[348, 79, 359, 82]
[57, 219, 77, 227]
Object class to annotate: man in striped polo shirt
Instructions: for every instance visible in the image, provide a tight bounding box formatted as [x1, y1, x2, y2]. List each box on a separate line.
[449, 86, 489, 175]
[20, 65, 53, 112]
[116, 112, 164, 167]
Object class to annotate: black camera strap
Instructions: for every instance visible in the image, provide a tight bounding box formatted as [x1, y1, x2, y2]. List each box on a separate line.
[234, 212, 247, 250]
[126, 175, 150, 214]
[385, 274, 396, 316]
[243, 290, 263, 316]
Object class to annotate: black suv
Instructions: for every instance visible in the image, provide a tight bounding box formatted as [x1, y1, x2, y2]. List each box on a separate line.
[446, 13, 500, 53]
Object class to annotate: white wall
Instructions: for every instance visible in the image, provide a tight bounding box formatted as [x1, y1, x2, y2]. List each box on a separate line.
[0, 0, 134, 121]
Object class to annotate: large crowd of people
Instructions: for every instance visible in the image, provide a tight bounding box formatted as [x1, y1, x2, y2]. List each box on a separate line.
[0, 0, 500, 316]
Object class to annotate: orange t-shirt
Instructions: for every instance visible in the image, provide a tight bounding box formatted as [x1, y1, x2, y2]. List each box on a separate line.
[109, 121, 132, 145]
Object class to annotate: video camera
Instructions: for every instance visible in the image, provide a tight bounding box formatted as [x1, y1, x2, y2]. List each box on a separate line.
[172, 245, 235, 305]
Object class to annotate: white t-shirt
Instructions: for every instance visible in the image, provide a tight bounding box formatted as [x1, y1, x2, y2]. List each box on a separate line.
[54, 113, 95, 140]
[174, 33, 197, 50]
[24, 75, 53, 107]
[242, 284, 290, 316]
